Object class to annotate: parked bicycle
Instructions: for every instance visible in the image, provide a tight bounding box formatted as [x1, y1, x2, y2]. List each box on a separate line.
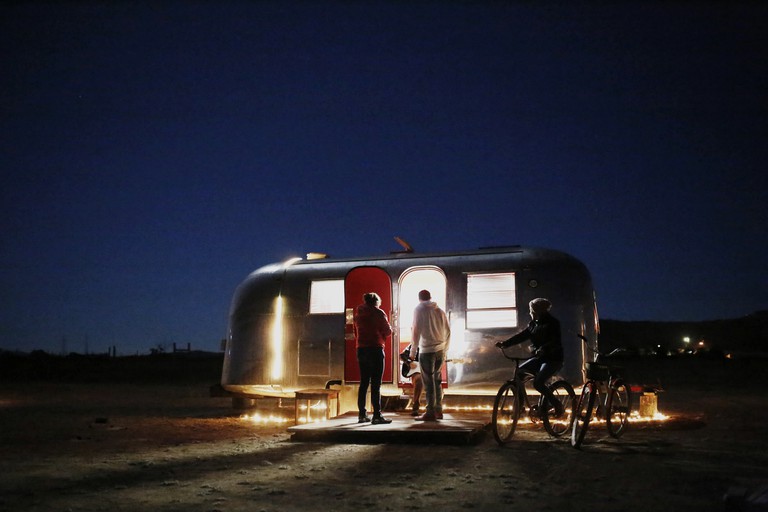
[491, 347, 575, 444]
[571, 334, 631, 448]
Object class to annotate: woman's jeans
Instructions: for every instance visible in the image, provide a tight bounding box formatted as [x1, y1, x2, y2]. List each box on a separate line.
[419, 350, 445, 415]
[357, 347, 384, 417]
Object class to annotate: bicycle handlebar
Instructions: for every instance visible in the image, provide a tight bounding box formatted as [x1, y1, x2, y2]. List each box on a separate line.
[496, 344, 532, 362]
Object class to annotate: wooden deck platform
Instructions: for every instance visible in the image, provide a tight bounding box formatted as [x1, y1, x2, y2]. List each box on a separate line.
[287, 411, 490, 445]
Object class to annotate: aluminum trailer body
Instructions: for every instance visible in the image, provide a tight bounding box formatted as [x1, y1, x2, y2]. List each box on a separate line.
[222, 245, 598, 400]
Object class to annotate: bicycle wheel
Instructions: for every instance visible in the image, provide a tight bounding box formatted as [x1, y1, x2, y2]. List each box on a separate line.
[571, 381, 596, 449]
[606, 378, 631, 438]
[541, 380, 575, 438]
[492, 381, 521, 445]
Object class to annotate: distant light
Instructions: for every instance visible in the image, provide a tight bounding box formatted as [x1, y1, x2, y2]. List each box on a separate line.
[306, 252, 328, 260]
[683, 337, 690, 344]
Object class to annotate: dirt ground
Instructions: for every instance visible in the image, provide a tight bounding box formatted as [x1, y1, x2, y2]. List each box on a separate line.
[1, 358, 767, 512]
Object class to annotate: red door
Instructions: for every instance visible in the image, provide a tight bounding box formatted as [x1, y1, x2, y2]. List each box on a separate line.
[344, 267, 393, 383]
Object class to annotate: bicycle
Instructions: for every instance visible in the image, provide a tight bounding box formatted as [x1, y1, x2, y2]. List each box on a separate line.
[571, 334, 632, 449]
[491, 347, 575, 445]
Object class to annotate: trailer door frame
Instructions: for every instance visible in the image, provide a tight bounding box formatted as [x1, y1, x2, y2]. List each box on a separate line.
[397, 266, 448, 387]
[343, 266, 393, 383]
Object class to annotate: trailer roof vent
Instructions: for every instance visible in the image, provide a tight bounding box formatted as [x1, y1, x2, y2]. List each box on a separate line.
[306, 252, 329, 260]
[393, 236, 414, 253]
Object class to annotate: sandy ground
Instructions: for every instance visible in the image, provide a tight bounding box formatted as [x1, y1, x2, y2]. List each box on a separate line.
[1, 358, 767, 512]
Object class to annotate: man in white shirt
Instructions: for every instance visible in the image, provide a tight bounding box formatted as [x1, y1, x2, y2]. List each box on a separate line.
[410, 289, 450, 421]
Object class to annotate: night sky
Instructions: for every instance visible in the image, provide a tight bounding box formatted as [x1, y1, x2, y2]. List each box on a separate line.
[2, 2, 766, 355]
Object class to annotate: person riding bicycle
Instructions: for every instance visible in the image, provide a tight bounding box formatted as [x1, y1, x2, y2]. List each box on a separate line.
[495, 298, 565, 417]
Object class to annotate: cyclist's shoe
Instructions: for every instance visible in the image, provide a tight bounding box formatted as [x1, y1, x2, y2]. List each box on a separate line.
[545, 400, 565, 418]
[538, 402, 565, 418]
[358, 415, 371, 423]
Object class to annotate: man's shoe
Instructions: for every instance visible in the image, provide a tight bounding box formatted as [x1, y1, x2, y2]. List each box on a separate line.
[371, 415, 392, 425]
[358, 415, 371, 423]
[435, 411, 444, 419]
[410, 408, 420, 416]
[415, 413, 437, 421]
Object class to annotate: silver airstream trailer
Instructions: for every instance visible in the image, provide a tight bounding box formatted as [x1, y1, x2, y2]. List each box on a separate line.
[221, 245, 599, 409]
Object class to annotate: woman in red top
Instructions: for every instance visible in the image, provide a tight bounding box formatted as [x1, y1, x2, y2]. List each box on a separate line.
[353, 292, 393, 424]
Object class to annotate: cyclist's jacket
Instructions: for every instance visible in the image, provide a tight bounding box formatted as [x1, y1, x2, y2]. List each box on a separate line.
[500, 313, 564, 362]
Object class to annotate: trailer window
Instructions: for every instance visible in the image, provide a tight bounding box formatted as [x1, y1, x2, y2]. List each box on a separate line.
[466, 272, 517, 329]
[309, 279, 344, 314]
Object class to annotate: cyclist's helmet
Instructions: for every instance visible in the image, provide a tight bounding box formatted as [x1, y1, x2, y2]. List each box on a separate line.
[529, 298, 552, 314]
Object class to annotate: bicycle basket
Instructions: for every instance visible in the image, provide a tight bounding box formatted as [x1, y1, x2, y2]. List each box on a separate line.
[585, 362, 610, 381]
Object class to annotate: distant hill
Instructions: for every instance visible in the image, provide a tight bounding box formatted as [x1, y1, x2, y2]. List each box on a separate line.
[2, 312, 767, 384]
[599, 311, 768, 355]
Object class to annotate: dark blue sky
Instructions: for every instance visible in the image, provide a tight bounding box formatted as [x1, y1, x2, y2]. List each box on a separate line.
[2, 2, 766, 354]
